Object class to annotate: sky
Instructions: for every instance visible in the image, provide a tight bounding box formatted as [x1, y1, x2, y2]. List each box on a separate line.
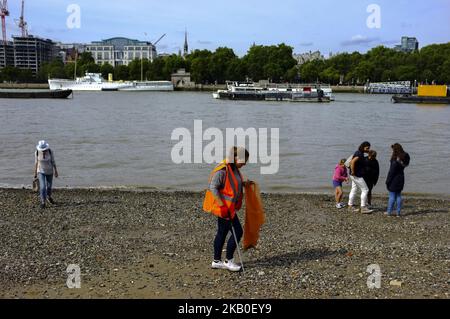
[4, 0, 450, 56]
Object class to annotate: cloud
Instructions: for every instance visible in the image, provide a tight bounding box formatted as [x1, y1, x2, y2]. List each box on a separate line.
[380, 39, 399, 45]
[197, 40, 213, 45]
[299, 42, 314, 46]
[341, 35, 379, 46]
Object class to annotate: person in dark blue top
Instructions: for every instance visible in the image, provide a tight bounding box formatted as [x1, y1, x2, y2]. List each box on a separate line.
[363, 150, 380, 207]
[348, 141, 373, 214]
[386, 143, 410, 217]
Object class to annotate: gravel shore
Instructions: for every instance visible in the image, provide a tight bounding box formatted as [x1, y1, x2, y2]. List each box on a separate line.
[0, 188, 448, 299]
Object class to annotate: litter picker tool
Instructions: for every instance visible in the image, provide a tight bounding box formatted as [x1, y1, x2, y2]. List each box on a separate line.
[229, 209, 245, 274]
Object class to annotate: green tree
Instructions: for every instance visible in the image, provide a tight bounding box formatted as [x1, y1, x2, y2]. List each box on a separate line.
[146, 58, 166, 80]
[162, 55, 186, 80]
[284, 66, 300, 83]
[100, 63, 115, 80]
[18, 69, 34, 83]
[299, 60, 325, 83]
[226, 59, 247, 82]
[190, 57, 211, 84]
[320, 66, 340, 84]
[209, 47, 238, 83]
[78, 52, 95, 65]
[114, 65, 130, 81]
[1, 66, 21, 82]
[64, 63, 78, 79]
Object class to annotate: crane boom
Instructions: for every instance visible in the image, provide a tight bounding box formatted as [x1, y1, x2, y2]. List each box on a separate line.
[0, 0, 9, 44]
[153, 34, 166, 46]
[19, 0, 28, 37]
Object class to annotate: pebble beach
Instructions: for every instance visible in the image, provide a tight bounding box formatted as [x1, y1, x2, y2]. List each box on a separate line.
[0, 188, 448, 299]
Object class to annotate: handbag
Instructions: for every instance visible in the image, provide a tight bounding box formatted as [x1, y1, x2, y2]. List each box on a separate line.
[33, 178, 40, 192]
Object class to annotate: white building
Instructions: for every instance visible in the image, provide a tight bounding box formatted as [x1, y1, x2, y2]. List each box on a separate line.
[293, 50, 325, 65]
[86, 37, 157, 67]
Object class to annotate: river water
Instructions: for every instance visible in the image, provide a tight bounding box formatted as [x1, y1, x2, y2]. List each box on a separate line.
[1, 92, 449, 195]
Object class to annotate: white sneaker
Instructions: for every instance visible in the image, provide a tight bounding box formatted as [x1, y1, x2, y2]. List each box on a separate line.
[224, 259, 242, 272]
[336, 203, 344, 209]
[340, 203, 347, 208]
[211, 260, 227, 270]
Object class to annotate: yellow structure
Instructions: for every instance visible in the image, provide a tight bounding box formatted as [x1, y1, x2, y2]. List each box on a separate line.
[418, 85, 447, 97]
[108, 73, 113, 82]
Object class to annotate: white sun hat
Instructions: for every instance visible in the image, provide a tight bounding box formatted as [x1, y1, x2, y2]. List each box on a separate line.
[36, 140, 50, 152]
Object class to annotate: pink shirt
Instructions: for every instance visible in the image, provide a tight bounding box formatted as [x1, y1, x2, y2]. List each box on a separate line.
[333, 165, 348, 182]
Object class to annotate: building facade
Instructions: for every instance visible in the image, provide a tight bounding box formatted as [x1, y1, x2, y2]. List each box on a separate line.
[394, 37, 419, 53]
[0, 42, 15, 68]
[86, 37, 157, 67]
[293, 50, 324, 65]
[12, 36, 56, 75]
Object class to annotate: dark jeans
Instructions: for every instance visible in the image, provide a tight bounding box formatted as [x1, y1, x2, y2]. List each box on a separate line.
[38, 173, 53, 204]
[365, 181, 374, 206]
[214, 215, 243, 261]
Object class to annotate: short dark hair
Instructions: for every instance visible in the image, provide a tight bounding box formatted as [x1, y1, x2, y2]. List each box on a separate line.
[232, 146, 250, 163]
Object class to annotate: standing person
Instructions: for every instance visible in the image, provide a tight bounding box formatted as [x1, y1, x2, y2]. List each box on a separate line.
[363, 150, 380, 208]
[34, 140, 59, 209]
[203, 147, 250, 272]
[333, 159, 349, 209]
[386, 143, 410, 217]
[348, 142, 373, 214]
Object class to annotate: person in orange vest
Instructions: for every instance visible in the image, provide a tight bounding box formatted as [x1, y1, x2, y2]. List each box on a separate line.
[203, 146, 251, 272]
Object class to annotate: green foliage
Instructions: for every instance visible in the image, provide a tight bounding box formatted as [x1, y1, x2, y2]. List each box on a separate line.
[2, 42, 450, 85]
[128, 59, 150, 80]
[114, 65, 130, 81]
[1, 66, 22, 82]
[298, 43, 450, 84]
[100, 63, 115, 79]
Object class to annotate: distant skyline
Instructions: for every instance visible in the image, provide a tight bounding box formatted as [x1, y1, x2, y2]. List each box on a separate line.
[5, 0, 450, 56]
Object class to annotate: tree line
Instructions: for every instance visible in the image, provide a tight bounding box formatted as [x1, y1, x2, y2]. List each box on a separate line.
[1, 42, 449, 84]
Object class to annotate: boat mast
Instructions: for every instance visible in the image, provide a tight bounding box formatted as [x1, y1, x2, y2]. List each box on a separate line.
[74, 50, 78, 80]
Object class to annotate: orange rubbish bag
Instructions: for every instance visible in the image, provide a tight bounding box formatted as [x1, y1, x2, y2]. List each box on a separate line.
[243, 182, 265, 250]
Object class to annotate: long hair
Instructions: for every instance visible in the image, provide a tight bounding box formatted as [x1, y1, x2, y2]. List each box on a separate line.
[358, 141, 371, 153]
[391, 143, 406, 161]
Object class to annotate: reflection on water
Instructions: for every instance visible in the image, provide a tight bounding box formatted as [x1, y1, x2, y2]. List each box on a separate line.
[0, 92, 449, 195]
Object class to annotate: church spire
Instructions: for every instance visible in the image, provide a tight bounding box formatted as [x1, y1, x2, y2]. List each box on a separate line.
[183, 29, 189, 57]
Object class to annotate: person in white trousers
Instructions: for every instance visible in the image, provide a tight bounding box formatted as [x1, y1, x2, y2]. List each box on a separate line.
[348, 142, 374, 214]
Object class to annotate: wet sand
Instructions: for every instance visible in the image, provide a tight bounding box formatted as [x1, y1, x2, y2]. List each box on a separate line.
[0, 188, 448, 299]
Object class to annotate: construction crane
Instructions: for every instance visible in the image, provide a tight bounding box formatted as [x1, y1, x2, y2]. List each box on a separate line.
[153, 34, 166, 46]
[18, 0, 27, 37]
[0, 0, 9, 44]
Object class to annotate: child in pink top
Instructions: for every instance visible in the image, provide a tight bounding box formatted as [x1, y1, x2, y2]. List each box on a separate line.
[333, 159, 349, 209]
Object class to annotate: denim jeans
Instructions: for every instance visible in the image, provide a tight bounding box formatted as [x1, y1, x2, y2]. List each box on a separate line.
[38, 173, 53, 204]
[387, 191, 402, 215]
[214, 215, 243, 261]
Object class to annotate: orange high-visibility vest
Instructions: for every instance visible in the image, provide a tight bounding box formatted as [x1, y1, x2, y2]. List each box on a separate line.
[203, 161, 243, 220]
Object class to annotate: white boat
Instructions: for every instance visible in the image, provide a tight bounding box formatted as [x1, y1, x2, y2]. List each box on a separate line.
[49, 73, 174, 92]
[49, 73, 132, 91]
[213, 81, 334, 102]
[118, 81, 174, 91]
[365, 81, 412, 94]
